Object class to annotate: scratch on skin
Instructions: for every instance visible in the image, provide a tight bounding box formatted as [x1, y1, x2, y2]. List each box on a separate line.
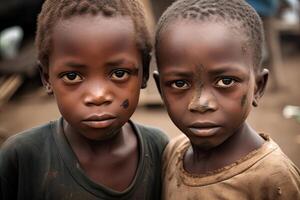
[121, 99, 129, 109]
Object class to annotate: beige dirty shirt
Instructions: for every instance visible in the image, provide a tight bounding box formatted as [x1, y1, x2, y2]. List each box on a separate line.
[162, 134, 300, 200]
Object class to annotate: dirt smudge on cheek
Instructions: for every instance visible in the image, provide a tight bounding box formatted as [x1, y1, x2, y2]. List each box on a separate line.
[241, 94, 247, 107]
[121, 99, 129, 109]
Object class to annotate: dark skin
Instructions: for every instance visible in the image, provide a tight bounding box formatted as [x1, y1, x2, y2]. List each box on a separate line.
[41, 15, 144, 191]
[121, 99, 130, 109]
[154, 20, 268, 174]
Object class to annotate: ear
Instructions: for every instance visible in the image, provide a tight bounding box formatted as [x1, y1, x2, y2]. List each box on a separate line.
[153, 70, 162, 95]
[253, 68, 269, 107]
[38, 61, 53, 95]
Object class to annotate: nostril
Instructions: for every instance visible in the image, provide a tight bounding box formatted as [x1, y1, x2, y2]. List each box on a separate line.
[188, 94, 218, 113]
[189, 102, 209, 113]
[84, 97, 112, 106]
[188, 102, 216, 113]
[83, 91, 113, 106]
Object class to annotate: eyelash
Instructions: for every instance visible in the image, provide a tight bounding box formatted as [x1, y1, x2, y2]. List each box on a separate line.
[170, 80, 190, 90]
[59, 68, 132, 83]
[215, 77, 238, 88]
[60, 72, 83, 84]
[110, 69, 131, 82]
[167, 77, 239, 90]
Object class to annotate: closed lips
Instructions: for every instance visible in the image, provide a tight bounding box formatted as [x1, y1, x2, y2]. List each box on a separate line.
[188, 122, 221, 137]
[83, 114, 116, 121]
[189, 122, 219, 129]
[82, 114, 116, 128]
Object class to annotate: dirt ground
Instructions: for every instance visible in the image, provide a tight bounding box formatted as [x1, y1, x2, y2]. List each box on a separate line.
[0, 53, 299, 167]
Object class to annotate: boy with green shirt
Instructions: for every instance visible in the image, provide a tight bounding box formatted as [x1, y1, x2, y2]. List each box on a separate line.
[0, 0, 168, 199]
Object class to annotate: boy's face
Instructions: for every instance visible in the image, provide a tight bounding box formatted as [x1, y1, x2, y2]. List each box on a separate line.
[156, 21, 266, 149]
[43, 15, 142, 141]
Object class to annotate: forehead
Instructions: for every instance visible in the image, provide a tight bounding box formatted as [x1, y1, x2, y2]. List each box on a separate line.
[52, 14, 137, 50]
[156, 20, 251, 70]
[55, 14, 135, 32]
[50, 14, 141, 61]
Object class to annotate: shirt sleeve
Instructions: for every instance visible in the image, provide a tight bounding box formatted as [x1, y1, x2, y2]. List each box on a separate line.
[268, 164, 300, 199]
[258, 153, 300, 199]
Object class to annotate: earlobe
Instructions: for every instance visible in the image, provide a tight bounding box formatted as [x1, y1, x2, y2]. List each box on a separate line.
[45, 84, 53, 95]
[253, 68, 269, 107]
[38, 61, 53, 95]
[153, 70, 162, 95]
[252, 99, 258, 107]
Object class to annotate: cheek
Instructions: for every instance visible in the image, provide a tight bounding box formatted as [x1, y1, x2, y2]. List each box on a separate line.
[241, 94, 248, 107]
[120, 99, 129, 109]
[220, 88, 251, 113]
[240, 80, 256, 109]
[240, 93, 253, 115]
[161, 92, 187, 121]
[161, 89, 175, 109]
[55, 95, 80, 123]
[119, 82, 141, 113]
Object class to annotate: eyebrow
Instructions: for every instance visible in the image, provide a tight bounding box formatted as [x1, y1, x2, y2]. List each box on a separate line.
[208, 65, 248, 76]
[162, 71, 193, 78]
[64, 62, 86, 68]
[63, 59, 139, 69]
[106, 58, 139, 69]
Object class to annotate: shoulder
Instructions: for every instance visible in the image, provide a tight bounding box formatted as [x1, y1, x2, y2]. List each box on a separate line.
[0, 121, 55, 157]
[163, 134, 189, 160]
[258, 144, 300, 177]
[0, 121, 57, 180]
[254, 139, 300, 176]
[161, 135, 188, 179]
[132, 121, 169, 150]
[248, 139, 300, 197]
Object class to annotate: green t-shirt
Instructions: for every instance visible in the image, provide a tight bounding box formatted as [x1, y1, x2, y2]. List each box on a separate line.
[0, 118, 169, 200]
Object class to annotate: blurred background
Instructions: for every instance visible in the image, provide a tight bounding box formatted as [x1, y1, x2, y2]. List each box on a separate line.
[0, 0, 299, 167]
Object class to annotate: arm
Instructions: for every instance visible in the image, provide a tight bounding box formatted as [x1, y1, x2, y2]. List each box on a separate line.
[0, 140, 19, 200]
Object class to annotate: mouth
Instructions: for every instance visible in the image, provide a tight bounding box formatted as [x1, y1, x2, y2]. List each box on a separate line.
[188, 122, 221, 137]
[82, 114, 116, 129]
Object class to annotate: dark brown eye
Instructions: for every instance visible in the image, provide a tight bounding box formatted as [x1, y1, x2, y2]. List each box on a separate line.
[171, 80, 189, 89]
[216, 78, 235, 88]
[61, 72, 83, 83]
[66, 73, 77, 80]
[115, 70, 126, 78]
[111, 69, 130, 81]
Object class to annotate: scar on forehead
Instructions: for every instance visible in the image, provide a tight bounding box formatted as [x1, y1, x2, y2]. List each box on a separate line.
[121, 99, 129, 109]
[241, 94, 247, 107]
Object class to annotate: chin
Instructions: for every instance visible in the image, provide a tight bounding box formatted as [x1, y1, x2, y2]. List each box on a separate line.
[188, 136, 216, 150]
[81, 126, 120, 140]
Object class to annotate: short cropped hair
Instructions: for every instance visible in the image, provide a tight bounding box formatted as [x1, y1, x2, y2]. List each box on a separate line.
[36, 0, 152, 85]
[155, 0, 265, 70]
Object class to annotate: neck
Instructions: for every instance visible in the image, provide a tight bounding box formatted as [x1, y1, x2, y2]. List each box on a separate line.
[184, 123, 264, 174]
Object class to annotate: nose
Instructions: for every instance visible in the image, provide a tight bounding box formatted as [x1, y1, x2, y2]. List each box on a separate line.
[83, 81, 113, 106]
[188, 87, 218, 113]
